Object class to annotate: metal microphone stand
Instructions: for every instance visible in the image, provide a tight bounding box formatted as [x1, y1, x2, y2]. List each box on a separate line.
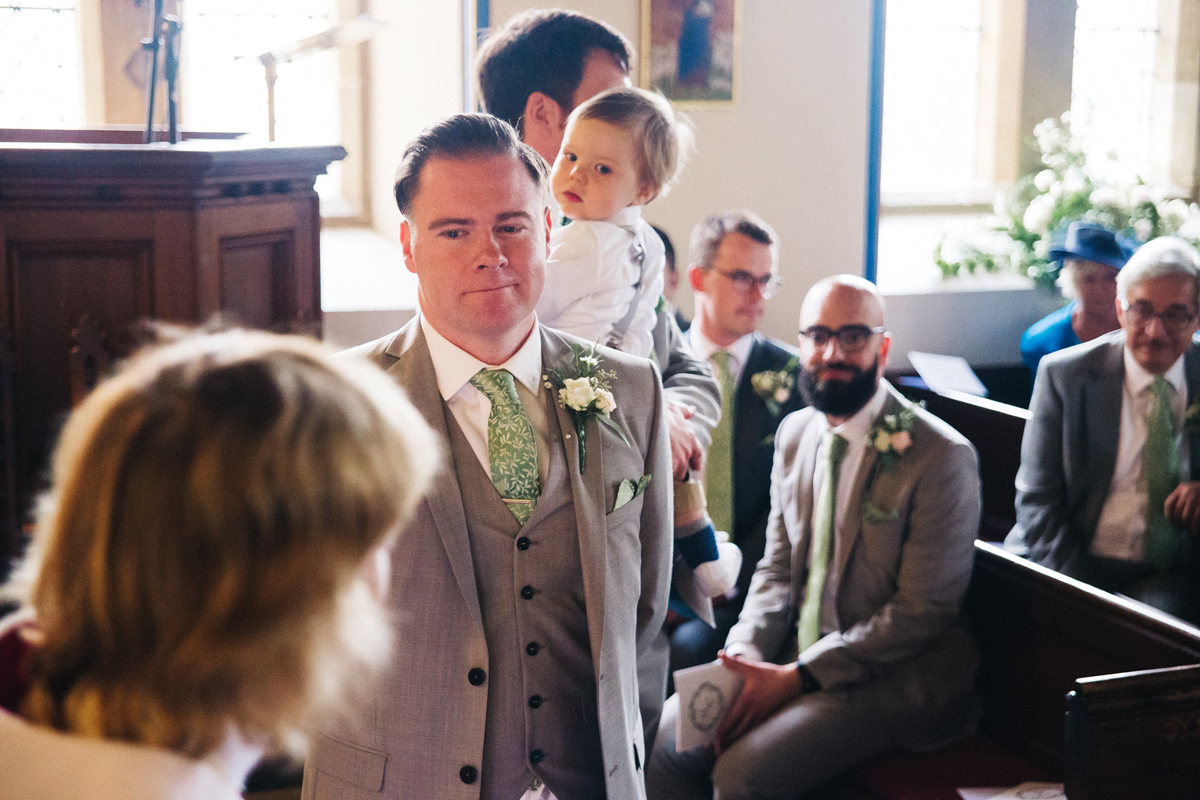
[142, 0, 183, 144]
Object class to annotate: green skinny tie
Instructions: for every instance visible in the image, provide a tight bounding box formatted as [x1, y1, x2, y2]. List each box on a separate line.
[1143, 376, 1181, 569]
[469, 369, 540, 525]
[799, 431, 849, 652]
[706, 350, 736, 534]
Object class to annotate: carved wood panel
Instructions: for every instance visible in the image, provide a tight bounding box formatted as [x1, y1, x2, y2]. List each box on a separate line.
[7, 239, 153, 508]
[219, 230, 296, 330]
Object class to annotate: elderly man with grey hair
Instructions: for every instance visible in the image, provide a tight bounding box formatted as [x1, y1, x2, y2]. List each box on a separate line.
[1007, 236, 1200, 624]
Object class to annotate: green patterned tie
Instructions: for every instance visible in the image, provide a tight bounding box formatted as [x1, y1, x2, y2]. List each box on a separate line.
[799, 431, 849, 652]
[706, 350, 736, 534]
[1143, 376, 1181, 569]
[470, 369, 540, 525]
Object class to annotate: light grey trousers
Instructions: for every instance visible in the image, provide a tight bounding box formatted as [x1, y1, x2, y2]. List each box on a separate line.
[646, 674, 978, 800]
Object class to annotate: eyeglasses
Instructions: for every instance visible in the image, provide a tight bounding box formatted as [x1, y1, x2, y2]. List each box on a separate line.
[1120, 300, 1197, 333]
[713, 269, 782, 299]
[799, 325, 886, 352]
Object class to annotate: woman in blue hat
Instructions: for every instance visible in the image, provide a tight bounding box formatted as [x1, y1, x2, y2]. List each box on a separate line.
[1021, 221, 1136, 378]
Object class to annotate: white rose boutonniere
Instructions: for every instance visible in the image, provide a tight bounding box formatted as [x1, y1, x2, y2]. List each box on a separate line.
[862, 403, 920, 524]
[545, 342, 629, 473]
[750, 356, 801, 417]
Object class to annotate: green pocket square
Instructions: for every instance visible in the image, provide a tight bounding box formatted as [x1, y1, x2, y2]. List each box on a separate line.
[613, 474, 652, 512]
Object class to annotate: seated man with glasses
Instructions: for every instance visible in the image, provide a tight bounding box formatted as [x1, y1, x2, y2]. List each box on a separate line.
[1007, 237, 1200, 625]
[668, 210, 806, 676]
[648, 275, 982, 799]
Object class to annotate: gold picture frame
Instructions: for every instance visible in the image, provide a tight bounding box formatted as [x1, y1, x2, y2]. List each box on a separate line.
[640, 0, 741, 105]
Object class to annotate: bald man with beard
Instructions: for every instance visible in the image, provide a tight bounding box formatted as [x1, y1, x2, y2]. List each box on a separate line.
[647, 276, 982, 799]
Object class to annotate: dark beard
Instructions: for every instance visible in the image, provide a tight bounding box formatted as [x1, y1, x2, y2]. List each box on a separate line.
[798, 357, 879, 417]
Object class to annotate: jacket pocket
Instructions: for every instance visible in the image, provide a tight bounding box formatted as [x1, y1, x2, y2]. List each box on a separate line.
[308, 731, 388, 791]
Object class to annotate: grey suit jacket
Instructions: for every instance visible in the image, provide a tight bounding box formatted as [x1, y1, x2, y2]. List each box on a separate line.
[652, 308, 719, 448]
[1006, 331, 1200, 575]
[727, 383, 980, 713]
[303, 320, 672, 800]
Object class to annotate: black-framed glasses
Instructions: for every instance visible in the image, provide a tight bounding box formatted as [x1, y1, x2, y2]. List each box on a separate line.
[1120, 299, 1197, 333]
[799, 324, 886, 352]
[713, 269, 782, 299]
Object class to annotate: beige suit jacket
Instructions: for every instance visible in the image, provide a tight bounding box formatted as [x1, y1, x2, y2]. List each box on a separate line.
[727, 383, 981, 731]
[303, 320, 672, 800]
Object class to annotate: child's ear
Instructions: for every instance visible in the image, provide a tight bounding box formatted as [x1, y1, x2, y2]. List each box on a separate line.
[634, 183, 658, 206]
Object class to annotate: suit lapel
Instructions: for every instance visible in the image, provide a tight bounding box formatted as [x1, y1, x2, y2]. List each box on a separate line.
[830, 390, 902, 586]
[791, 416, 823, 585]
[733, 336, 791, 528]
[388, 322, 484, 632]
[1083, 339, 1123, 503]
[1185, 343, 1200, 479]
[543, 329, 609, 663]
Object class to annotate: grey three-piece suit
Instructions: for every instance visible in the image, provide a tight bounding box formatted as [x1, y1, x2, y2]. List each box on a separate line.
[302, 320, 672, 799]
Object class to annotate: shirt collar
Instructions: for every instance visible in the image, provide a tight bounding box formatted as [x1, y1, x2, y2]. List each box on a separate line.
[826, 381, 889, 441]
[606, 205, 644, 229]
[419, 312, 544, 401]
[689, 326, 755, 370]
[1123, 346, 1186, 398]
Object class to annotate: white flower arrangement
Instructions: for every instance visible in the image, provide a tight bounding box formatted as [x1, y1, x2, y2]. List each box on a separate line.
[936, 113, 1200, 288]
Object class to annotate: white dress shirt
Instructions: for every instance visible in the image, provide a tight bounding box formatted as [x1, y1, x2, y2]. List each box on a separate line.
[536, 205, 665, 359]
[1091, 349, 1189, 561]
[419, 314, 552, 486]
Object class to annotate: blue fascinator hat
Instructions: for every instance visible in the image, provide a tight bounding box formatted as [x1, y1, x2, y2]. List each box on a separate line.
[1047, 221, 1137, 271]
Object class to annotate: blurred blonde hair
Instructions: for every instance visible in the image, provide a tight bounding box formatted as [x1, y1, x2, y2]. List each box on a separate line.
[5, 328, 438, 759]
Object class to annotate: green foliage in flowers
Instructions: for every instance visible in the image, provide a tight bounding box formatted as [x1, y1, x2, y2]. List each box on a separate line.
[936, 114, 1199, 288]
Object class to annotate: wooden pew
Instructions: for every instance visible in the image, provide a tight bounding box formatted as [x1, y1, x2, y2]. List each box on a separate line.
[838, 542, 1200, 799]
[967, 542, 1200, 771]
[893, 384, 1028, 541]
[1065, 663, 1200, 799]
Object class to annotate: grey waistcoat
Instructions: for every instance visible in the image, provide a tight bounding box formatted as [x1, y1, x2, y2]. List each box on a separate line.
[445, 400, 605, 800]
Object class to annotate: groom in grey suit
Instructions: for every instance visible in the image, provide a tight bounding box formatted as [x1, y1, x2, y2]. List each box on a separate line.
[647, 276, 981, 799]
[302, 115, 671, 800]
[1006, 237, 1200, 622]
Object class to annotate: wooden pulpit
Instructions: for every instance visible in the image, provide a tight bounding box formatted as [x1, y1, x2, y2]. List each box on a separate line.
[0, 136, 346, 568]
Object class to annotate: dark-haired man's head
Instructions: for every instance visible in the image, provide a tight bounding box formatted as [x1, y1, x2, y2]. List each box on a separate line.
[393, 114, 552, 366]
[796, 275, 891, 424]
[474, 9, 632, 162]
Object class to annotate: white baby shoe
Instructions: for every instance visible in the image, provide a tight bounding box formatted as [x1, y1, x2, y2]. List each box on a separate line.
[692, 539, 742, 598]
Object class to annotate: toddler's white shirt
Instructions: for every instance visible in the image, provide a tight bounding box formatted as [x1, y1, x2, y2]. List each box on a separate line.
[536, 205, 665, 359]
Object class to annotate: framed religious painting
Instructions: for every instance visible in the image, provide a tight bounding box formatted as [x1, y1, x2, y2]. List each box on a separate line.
[640, 0, 740, 105]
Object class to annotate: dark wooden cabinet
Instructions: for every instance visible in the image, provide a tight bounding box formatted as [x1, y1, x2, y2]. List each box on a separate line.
[0, 139, 345, 567]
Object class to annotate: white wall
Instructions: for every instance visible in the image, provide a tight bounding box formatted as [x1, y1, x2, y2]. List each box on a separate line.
[487, 0, 875, 345]
[367, 0, 467, 237]
[342, 1, 1041, 366]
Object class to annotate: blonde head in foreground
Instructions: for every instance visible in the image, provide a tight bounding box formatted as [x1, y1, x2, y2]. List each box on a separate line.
[5, 328, 438, 759]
